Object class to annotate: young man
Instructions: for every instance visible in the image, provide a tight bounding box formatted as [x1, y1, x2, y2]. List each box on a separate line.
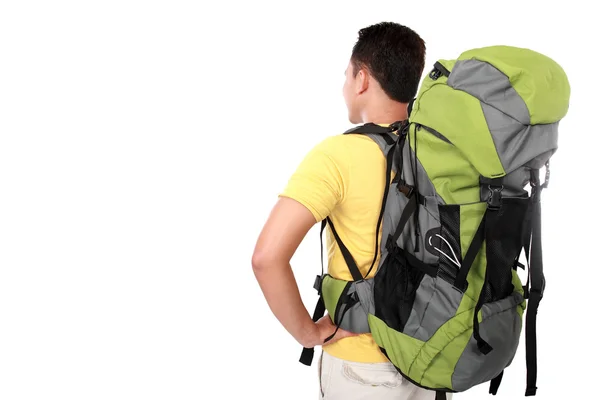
[252, 22, 436, 399]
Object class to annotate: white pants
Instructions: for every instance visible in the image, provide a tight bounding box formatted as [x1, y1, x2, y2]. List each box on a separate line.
[318, 351, 453, 400]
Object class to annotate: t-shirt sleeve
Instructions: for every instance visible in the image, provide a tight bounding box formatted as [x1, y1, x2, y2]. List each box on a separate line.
[279, 136, 348, 222]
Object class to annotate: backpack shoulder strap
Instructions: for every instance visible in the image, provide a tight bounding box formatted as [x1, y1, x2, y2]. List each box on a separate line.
[343, 121, 402, 146]
[341, 120, 408, 278]
[299, 121, 406, 367]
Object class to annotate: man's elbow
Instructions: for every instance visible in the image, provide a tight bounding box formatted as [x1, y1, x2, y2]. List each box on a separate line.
[251, 248, 273, 273]
[252, 245, 288, 273]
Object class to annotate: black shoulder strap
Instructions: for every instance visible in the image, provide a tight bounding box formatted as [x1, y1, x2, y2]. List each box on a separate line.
[327, 218, 363, 281]
[364, 137, 400, 278]
[343, 121, 405, 145]
[332, 120, 406, 280]
[299, 121, 406, 366]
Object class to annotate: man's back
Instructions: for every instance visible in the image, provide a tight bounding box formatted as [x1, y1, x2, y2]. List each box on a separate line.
[280, 131, 391, 363]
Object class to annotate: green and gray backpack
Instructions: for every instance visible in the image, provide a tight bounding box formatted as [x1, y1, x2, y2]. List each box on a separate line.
[299, 45, 570, 398]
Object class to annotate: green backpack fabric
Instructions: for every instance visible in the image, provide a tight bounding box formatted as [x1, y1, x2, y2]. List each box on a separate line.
[299, 45, 570, 398]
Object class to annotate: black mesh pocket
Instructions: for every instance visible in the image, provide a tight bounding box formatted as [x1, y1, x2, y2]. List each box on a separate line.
[374, 245, 427, 332]
[483, 198, 529, 303]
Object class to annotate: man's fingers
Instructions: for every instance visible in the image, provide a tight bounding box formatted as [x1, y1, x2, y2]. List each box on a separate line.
[324, 326, 359, 346]
[315, 314, 359, 345]
[336, 327, 359, 339]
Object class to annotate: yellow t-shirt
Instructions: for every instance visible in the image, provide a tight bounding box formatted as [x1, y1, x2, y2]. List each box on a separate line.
[280, 130, 392, 363]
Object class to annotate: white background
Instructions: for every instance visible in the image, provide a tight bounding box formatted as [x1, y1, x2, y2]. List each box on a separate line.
[0, 1, 596, 399]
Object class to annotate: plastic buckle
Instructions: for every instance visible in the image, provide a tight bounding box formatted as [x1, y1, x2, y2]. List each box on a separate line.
[522, 285, 530, 299]
[390, 120, 409, 135]
[385, 235, 395, 252]
[313, 275, 323, 294]
[397, 183, 414, 198]
[400, 121, 410, 137]
[429, 68, 442, 80]
[389, 121, 402, 132]
[541, 161, 550, 189]
[529, 288, 543, 300]
[487, 185, 503, 210]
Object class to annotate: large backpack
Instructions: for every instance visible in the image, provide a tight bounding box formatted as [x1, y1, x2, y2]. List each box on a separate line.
[299, 45, 570, 398]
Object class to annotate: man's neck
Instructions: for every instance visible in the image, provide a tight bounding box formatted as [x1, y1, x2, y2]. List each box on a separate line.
[360, 100, 408, 125]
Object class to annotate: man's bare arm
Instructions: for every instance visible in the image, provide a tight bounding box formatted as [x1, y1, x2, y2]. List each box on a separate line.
[252, 197, 355, 348]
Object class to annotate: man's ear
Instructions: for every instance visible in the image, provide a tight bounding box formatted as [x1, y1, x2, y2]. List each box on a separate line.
[356, 68, 369, 95]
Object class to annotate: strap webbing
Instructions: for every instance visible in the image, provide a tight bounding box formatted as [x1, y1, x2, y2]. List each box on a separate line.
[364, 139, 398, 278]
[299, 221, 328, 366]
[299, 121, 406, 366]
[329, 122, 405, 282]
[525, 169, 545, 396]
[327, 218, 362, 282]
[323, 292, 358, 343]
[489, 371, 504, 395]
[525, 290, 541, 396]
[452, 180, 504, 355]
[521, 201, 533, 298]
[387, 194, 418, 249]
[320, 220, 326, 277]
[453, 210, 486, 292]
[472, 207, 504, 355]
[344, 122, 398, 145]
[299, 295, 326, 366]
[388, 244, 438, 277]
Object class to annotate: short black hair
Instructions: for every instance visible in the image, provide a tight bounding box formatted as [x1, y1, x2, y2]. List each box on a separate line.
[351, 22, 426, 103]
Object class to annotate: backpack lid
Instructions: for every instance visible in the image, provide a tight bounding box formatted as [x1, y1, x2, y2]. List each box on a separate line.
[455, 45, 570, 125]
[409, 45, 570, 179]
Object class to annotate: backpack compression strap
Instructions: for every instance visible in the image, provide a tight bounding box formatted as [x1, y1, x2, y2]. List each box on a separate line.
[452, 177, 505, 355]
[441, 168, 546, 396]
